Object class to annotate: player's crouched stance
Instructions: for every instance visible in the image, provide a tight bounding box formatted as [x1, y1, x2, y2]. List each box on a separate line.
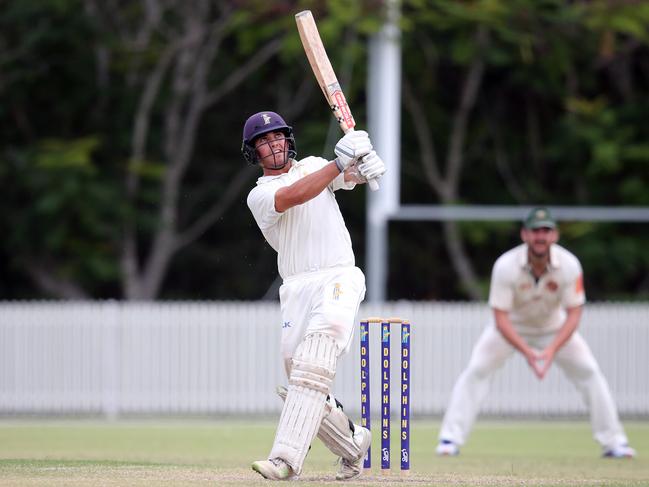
[435, 207, 636, 460]
[242, 111, 383, 480]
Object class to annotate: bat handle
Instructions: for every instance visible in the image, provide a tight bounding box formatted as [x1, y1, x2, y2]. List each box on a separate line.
[340, 129, 379, 191]
[342, 127, 380, 191]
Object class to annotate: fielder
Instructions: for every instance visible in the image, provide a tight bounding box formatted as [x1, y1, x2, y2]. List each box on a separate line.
[243, 111, 386, 480]
[436, 207, 636, 459]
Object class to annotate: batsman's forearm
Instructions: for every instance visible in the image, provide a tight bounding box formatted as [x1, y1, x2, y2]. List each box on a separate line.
[275, 162, 340, 212]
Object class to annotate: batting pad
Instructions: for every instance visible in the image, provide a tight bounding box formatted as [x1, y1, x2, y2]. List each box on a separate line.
[270, 333, 339, 473]
[276, 386, 362, 461]
[319, 392, 367, 460]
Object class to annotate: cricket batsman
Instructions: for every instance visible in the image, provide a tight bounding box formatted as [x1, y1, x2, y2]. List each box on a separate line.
[242, 111, 386, 480]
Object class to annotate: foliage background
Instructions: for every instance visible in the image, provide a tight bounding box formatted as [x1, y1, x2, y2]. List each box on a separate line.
[1, 0, 647, 301]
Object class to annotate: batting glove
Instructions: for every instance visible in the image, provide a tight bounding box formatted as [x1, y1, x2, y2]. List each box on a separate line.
[357, 150, 386, 180]
[334, 130, 373, 172]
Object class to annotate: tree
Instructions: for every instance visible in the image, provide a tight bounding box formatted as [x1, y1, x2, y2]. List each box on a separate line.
[1, 0, 648, 300]
[0, 0, 380, 300]
[396, 0, 649, 300]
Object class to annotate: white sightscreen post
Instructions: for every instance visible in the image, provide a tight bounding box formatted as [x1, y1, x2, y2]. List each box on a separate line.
[366, 0, 401, 302]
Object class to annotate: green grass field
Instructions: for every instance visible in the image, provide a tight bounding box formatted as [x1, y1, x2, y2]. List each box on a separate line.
[1, 419, 648, 486]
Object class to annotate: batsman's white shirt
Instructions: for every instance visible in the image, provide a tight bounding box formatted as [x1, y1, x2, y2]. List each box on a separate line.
[247, 156, 365, 358]
[247, 156, 356, 279]
[488, 243, 585, 334]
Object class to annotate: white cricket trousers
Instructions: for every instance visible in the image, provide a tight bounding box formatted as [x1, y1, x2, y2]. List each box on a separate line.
[438, 325, 629, 451]
[279, 265, 366, 365]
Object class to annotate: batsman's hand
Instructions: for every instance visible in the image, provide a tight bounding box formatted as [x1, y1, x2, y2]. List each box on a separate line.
[334, 130, 373, 171]
[357, 150, 386, 181]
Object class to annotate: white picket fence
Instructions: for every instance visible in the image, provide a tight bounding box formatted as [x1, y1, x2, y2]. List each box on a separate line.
[0, 301, 647, 417]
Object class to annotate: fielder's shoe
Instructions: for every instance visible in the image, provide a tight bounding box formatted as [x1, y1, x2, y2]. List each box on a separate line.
[603, 444, 636, 458]
[436, 439, 459, 456]
[251, 457, 297, 480]
[335, 426, 372, 480]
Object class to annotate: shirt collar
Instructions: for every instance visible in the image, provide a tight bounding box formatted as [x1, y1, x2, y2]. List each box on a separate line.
[256, 174, 282, 185]
[256, 159, 296, 185]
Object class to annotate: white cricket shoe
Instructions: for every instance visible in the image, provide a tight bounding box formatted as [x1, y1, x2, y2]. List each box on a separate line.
[603, 444, 636, 458]
[436, 439, 459, 456]
[335, 426, 372, 480]
[251, 457, 298, 480]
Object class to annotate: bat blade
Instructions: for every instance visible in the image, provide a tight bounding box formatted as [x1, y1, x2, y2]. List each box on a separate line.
[295, 10, 379, 191]
[295, 10, 355, 132]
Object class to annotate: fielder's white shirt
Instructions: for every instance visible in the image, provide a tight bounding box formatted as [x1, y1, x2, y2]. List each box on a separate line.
[488, 243, 585, 334]
[247, 156, 356, 280]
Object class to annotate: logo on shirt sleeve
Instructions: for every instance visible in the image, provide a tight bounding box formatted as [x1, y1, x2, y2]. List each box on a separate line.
[575, 274, 584, 294]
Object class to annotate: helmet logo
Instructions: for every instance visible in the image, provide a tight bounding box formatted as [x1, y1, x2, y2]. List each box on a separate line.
[262, 113, 272, 125]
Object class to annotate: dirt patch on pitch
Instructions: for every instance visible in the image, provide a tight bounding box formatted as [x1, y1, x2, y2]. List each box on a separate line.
[216, 470, 643, 486]
[1, 465, 641, 487]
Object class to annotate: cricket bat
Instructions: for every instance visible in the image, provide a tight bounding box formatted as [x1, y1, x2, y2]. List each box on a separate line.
[295, 10, 380, 191]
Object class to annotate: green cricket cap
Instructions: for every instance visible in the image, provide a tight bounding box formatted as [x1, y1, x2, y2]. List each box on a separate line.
[524, 207, 556, 229]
